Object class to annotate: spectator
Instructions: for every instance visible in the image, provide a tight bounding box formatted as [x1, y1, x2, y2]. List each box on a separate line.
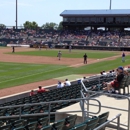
[103, 66, 124, 93]
[81, 76, 89, 82]
[112, 70, 116, 75]
[57, 81, 64, 88]
[30, 90, 35, 96]
[102, 71, 107, 76]
[37, 86, 49, 93]
[64, 79, 71, 86]
[100, 72, 103, 75]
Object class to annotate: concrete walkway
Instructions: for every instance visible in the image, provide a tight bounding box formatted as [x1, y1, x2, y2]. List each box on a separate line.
[56, 95, 129, 130]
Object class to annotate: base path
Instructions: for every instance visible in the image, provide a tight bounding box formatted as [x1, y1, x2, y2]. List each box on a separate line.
[0, 47, 94, 66]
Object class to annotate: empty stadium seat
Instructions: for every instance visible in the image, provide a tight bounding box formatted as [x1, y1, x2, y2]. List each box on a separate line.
[70, 123, 87, 130]
[41, 125, 52, 130]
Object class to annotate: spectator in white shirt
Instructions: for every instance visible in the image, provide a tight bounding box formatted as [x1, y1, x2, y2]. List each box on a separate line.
[57, 81, 64, 88]
[102, 71, 107, 76]
[64, 79, 71, 86]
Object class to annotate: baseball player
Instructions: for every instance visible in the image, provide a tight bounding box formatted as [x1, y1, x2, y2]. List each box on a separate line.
[57, 51, 62, 60]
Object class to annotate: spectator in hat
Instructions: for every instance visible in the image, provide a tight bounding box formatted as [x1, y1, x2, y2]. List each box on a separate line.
[57, 81, 64, 88]
[103, 66, 124, 93]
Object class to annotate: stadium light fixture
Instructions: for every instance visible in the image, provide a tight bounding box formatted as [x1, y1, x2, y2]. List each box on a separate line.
[109, 0, 112, 10]
[16, 0, 18, 29]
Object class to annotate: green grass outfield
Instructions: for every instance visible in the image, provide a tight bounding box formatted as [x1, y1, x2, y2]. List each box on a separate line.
[8, 49, 119, 59]
[0, 55, 130, 89]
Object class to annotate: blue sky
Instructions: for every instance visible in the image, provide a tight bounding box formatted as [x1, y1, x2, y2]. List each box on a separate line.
[0, 0, 130, 27]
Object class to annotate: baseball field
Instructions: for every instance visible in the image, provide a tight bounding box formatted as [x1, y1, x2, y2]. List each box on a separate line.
[0, 47, 130, 97]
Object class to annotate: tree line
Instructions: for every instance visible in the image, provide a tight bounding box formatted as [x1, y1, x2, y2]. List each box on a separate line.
[0, 21, 63, 30]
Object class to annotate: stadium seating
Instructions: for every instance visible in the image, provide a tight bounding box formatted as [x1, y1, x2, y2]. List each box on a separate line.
[0, 74, 114, 130]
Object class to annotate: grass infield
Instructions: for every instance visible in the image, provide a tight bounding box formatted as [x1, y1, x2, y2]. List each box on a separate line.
[9, 49, 119, 59]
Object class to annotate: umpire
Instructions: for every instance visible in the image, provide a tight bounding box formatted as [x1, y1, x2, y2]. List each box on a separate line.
[83, 53, 87, 64]
[12, 46, 15, 53]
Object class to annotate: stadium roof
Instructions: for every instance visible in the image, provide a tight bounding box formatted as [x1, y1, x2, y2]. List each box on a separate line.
[60, 9, 130, 16]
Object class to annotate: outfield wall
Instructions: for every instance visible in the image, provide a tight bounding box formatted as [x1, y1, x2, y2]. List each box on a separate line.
[7, 44, 30, 47]
[55, 45, 130, 51]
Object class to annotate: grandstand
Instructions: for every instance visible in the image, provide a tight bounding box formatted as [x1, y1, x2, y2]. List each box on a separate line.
[0, 26, 130, 129]
[2, 28, 130, 51]
[60, 9, 130, 30]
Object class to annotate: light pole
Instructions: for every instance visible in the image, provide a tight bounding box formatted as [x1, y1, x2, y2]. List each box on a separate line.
[16, 0, 18, 29]
[109, 0, 112, 10]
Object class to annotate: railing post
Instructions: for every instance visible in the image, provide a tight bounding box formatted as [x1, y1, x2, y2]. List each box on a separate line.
[87, 100, 89, 118]
[48, 103, 51, 124]
[117, 116, 120, 130]
[98, 76, 100, 84]
[82, 99, 85, 122]
[19, 107, 21, 120]
[128, 99, 130, 130]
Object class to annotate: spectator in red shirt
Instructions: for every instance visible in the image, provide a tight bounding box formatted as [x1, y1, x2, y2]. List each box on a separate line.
[30, 90, 35, 96]
[37, 86, 45, 93]
[37, 86, 49, 93]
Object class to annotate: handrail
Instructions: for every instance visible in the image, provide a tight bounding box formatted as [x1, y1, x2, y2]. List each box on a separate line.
[81, 80, 130, 130]
[81, 80, 130, 100]
[0, 97, 98, 109]
[80, 90, 101, 115]
[94, 113, 121, 130]
[0, 97, 101, 123]
[0, 110, 89, 120]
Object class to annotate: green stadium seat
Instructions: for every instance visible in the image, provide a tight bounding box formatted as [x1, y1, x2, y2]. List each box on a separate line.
[25, 121, 37, 130]
[125, 75, 130, 94]
[85, 123, 96, 130]
[0, 124, 11, 130]
[27, 117, 38, 124]
[41, 125, 52, 130]
[118, 76, 128, 94]
[66, 114, 77, 121]
[98, 112, 109, 119]
[63, 115, 77, 130]
[0, 121, 4, 127]
[52, 119, 65, 129]
[70, 123, 87, 130]
[96, 112, 109, 130]
[13, 126, 25, 130]
[12, 119, 27, 127]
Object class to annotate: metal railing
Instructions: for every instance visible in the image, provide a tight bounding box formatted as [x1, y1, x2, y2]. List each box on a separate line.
[94, 113, 121, 130]
[0, 97, 101, 124]
[81, 79, 130, 130]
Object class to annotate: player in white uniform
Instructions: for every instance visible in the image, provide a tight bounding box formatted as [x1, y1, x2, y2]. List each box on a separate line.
[57, 51, 62, 60]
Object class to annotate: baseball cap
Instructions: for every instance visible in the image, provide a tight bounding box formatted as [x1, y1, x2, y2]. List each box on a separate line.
[58, 81, 61, 84]
[118, 66, 123, 71]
